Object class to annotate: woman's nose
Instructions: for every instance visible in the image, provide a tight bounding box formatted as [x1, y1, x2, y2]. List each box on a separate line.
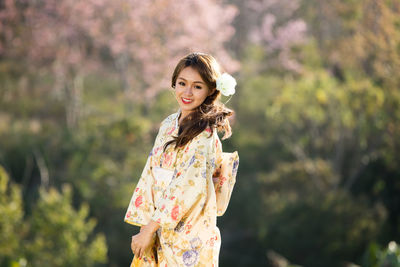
[185, 85, 193, 95]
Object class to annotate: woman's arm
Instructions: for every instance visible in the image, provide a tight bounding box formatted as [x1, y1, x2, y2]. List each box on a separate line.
[130, 219, 160, 258]
[124, 114, 173, 226]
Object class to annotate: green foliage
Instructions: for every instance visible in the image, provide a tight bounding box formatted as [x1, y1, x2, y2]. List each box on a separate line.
[257, 160, 386, 267]
[363, 241, 400, 267]
[232, 8, 400, 262]
[0, 166, 107, 267]
[0, 66, 175, 266]
[24, 185, 107, 267]
[0, 166, 25, 266]
[264, 65, 386, 163]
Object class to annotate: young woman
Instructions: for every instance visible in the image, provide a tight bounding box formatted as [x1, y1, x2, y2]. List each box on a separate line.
[124, 52, 239, 266]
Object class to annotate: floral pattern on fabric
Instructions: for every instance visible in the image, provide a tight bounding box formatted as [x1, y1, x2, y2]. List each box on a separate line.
[124, 111, 239, 266]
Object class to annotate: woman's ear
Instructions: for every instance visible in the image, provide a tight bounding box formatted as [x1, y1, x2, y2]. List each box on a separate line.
[208, 87, 216, 96]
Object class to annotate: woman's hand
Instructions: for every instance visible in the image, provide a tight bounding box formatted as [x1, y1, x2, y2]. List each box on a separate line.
[131, 220, 160, 258]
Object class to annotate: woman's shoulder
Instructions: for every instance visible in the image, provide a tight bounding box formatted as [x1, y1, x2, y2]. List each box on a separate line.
[188, 126, 218, 150]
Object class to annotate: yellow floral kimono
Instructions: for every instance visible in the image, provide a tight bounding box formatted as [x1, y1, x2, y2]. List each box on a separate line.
[124, 110, 239, 267]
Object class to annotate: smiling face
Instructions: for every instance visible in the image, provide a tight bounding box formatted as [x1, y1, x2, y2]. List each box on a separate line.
[174, 67, 214, 119]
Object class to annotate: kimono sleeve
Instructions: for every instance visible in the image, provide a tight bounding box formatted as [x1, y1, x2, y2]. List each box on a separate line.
[151, 132, 211, 230]
[124, 152, 155, 227]
[123, 117, 170, 227]
[214, 151, 239, 216]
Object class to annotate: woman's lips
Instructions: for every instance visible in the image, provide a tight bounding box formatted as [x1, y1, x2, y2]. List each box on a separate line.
[181, 97, 193, 104]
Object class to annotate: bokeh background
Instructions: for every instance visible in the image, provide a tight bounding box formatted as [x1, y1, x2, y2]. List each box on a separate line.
[1, 0, 400, 266]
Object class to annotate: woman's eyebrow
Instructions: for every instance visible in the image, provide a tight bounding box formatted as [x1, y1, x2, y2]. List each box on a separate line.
[177, 77, 205, 84]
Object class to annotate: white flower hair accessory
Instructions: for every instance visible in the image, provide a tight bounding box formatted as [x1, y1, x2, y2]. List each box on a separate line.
[216, 73, 236, 96]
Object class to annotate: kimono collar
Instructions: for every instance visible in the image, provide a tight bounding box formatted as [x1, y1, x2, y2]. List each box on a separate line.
[175, 109, 181, 129]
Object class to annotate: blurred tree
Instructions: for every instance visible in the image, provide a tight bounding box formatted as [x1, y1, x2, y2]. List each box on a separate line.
[0, 165, 26, 266]
[301, 0, 400, 245]
[0, 0, 239, 128]
[229, 0, 308, 72]
[257, 159, 385, 267]
[265, 63, 386, 192]
[238, 40, 392, 265]
[0, 165, 107, 267]
[218, 0, 316, 265]
[228, 0, 400, 262]
[24, 185, 107, 267]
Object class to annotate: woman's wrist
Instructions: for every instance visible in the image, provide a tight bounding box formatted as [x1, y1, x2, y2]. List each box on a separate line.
[141, 220, 160, 235]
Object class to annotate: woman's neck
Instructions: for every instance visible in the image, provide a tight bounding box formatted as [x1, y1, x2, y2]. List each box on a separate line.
[178, 110, 191, 125]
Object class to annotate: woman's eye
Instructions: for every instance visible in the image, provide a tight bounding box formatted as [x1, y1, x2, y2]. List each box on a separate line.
[195, 85, 202, 89]
[178, 82, 185, 86]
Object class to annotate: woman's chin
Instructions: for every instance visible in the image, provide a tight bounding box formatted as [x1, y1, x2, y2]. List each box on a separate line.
[179, 104, 198, 112]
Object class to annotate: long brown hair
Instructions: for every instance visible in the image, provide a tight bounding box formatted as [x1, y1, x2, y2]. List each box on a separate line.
[164, 52, 234, 151]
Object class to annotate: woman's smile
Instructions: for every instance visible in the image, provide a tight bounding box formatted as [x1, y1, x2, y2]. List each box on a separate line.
[181, 97, 194, 104]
